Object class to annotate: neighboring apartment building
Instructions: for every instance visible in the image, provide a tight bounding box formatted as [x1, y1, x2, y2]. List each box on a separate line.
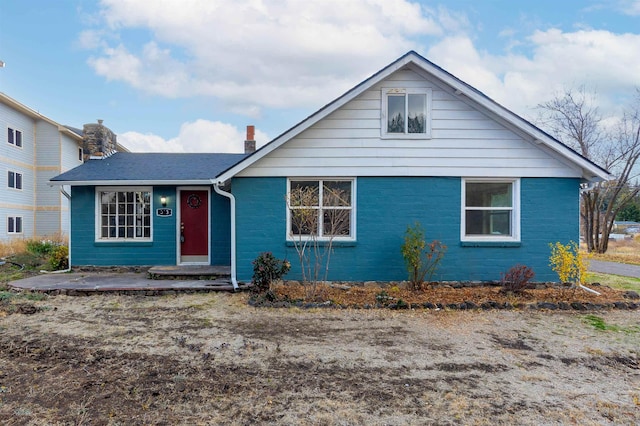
[0, 92, 122, 240]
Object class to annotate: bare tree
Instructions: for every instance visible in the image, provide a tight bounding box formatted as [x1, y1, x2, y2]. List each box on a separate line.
[538, 87, 640, 253]
[287, 184, 350, 299]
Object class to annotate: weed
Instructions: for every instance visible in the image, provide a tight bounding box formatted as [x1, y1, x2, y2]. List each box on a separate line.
[26, 239, 58, 256]
[583, 314, 640, 333]
[48, 245, 69, 271]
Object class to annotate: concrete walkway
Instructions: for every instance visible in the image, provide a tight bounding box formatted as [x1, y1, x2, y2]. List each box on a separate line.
[589, 260, 640, 278]
[8, 271, 247, 294]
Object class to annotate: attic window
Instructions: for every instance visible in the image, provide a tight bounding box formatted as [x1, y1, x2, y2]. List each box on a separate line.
[381, 88, 432, 139]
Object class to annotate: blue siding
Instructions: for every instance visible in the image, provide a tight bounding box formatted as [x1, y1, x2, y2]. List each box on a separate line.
[70, 186, 232, 266]
[210, 192, 232, 265]
[234, 177, 579, 283]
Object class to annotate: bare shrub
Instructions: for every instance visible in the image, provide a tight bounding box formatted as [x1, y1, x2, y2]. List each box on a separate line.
[500, 264, 535, 293]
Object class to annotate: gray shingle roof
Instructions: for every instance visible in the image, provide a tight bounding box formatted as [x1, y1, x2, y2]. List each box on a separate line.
[51, 152, 248, 184]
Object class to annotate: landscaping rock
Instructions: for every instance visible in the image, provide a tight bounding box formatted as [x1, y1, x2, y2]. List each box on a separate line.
[537, 302, 558, 310]
[623, 290, 640, 300]
[570, 302, 586, 310]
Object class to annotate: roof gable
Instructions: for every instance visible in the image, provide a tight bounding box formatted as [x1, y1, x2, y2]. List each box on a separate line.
[216, 51, 610, 183]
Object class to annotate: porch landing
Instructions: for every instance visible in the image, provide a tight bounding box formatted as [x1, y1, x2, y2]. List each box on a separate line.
[9, 265, 249, 294]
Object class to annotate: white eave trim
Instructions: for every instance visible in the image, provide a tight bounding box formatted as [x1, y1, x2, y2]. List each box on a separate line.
[414, 58, 612, 182]
[50, 179, 215, 186]
[215, 52, 611, 184]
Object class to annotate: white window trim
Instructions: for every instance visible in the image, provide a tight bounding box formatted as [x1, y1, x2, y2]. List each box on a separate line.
[381, 87, 432, 139]
[95, 186, 154, 242]
[461, 178, 520, 242]
[7, 216, 23, 234]
[286, 178, 357, 242]
[7, 127, 23, 148]
[8, 171, 23, 190]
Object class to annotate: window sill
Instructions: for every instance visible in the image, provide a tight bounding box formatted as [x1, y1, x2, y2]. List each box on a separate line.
[380, 133, 432, 140]
[94, 241, 153, 247]
[286, 240, 357, 247]
[460, 241, 521, 248]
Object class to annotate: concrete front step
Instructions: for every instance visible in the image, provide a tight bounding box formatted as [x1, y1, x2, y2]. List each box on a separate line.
[148, 265, 231, 281]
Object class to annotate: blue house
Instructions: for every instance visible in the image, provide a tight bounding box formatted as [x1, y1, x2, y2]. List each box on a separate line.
[51, 51, 610, 288]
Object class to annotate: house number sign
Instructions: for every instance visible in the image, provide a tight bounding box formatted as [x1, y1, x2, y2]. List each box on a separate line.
[156, 208, 173, 217]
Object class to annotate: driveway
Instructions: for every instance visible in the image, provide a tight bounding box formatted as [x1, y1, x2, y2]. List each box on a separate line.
[589, 259, 640, 278]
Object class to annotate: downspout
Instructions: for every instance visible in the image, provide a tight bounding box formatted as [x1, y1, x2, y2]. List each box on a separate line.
[212, 180, 239, 290]
[42, 187, 72, 273]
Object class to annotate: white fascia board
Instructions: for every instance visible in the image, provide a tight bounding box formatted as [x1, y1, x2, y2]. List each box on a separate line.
[411, 57, 612, 182]
[49, 179, 214, 186]
[215, 57, 409, 183]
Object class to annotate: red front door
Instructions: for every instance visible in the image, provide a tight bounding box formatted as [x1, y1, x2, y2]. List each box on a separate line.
[180, 190, 209, 263]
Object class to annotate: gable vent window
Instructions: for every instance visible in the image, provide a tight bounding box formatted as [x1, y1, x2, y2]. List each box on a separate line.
[8, 128, 23, 147]
[382, 88, 432, 139]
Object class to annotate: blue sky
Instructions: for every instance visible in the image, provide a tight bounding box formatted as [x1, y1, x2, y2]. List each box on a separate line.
[1, 0, 639, 152]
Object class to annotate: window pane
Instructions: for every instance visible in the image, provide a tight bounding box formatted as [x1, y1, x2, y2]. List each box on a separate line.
[323, 181, 351, 206]
[408, 94, 426, 133]
[15, 217, 22, 233]
[16, 131, 22, 147]
[323, 209, 351, 236]
[290, 208, 318, 235]
[99, 190, 151, 240]
[8, 217, 14, 233]
[8, 171, 14, 188]
[465, 210, 511, 235]
[8, 128, 13, 145]
[387, 94, 405, 133]
[466, 182, 512, 207]
[16, 173, 22, 190]
[290, 181, 319, 207]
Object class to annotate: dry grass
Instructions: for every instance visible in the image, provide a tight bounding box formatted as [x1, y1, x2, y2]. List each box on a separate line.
[1, 293, 639, 425]
[590, 234, 640, 265]
[0, 233, 67, 258]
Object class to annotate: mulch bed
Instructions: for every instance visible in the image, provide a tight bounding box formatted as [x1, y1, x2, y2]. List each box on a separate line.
[250, 282, 640, 311]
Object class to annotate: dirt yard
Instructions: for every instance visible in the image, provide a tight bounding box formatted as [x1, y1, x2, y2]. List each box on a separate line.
[1, 292, 639, 425]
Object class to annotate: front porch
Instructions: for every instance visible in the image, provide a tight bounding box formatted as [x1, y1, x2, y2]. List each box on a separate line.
[9, 265, 250, 294]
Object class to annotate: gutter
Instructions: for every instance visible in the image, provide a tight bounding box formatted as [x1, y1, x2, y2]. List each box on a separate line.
[212, 180, 239, 290]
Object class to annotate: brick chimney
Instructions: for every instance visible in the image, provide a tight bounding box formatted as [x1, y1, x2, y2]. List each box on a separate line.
[244, 125, 256, 154]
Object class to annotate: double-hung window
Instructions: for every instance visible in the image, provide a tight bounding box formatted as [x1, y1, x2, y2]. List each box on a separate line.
[287, 179, 355, 241]
[8, 128, 22, 147]
[7, 216, 23, 234]
[8, 171, 22, 190]
[97, 188, 152, 240]
[462, 179, 520, 242]
[382, 88, 432, 138]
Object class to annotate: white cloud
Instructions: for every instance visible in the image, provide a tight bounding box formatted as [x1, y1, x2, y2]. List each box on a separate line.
[427, 29, 640, 119]
[119, 120, 269, 153]
[618, 0, 640, 15]
[83, 0, 444, 114]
